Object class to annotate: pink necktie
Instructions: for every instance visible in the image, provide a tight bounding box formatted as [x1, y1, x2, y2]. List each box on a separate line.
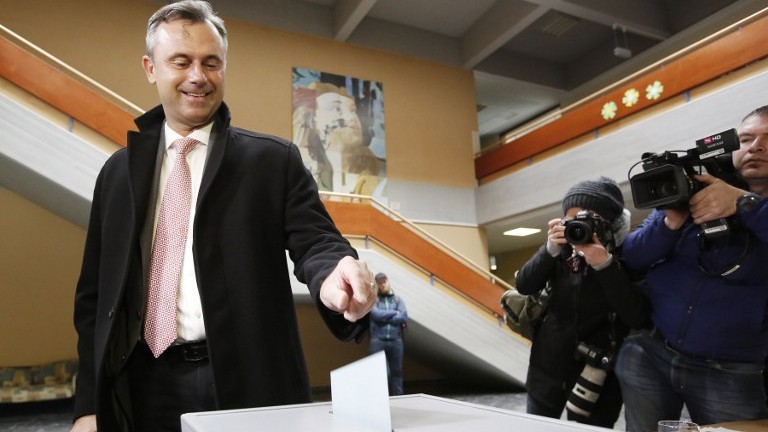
[145, 137, 198, 358]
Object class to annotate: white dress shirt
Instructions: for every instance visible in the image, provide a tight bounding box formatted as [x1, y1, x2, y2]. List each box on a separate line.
[151, 122, 212, 342]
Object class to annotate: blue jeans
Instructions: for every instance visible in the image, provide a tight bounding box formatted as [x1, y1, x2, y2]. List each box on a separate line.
[370, 338, 404, 395]
[615, 329, 767, 432]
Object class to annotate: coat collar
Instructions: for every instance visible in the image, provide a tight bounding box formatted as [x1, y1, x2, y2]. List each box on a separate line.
[133, 102, 232, 134]
[126, 102, 232, 224]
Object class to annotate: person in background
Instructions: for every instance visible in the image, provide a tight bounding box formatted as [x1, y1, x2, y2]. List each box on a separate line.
[615, 106, 768, 431]
[369, 272, 408, 395]
[70, 2, 376, 431]
[515, 177, 649, 428]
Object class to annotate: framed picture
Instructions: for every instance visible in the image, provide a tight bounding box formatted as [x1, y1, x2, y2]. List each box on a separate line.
[292, 67, 386, 197]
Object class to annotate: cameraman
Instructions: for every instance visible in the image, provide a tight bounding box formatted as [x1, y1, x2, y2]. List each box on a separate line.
[615, 106, 768, 432]
[516, 177, 649, 428]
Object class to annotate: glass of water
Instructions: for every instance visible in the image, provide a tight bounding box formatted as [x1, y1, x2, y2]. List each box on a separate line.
[658, 420, 701, 432]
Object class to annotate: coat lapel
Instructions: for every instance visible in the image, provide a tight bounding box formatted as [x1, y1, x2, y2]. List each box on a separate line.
[198, 104, 231, 211]
[127, 105, 165, 274]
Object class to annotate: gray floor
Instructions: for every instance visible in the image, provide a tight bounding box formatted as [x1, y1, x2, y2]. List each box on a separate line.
[0, 399, 75, 432]
[0, 391, 635, 432]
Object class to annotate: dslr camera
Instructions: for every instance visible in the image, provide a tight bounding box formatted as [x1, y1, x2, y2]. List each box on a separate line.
[563, 210, 611, 245]
[565, 342, 615, 420]
[629, 128, 741, 238]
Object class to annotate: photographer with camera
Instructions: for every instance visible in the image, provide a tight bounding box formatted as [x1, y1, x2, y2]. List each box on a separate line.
[615, 106, 768, 432]
[516, 177, 650, 428]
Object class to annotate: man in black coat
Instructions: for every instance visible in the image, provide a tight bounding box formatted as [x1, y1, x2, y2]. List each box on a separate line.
[70, 2, 375, 431]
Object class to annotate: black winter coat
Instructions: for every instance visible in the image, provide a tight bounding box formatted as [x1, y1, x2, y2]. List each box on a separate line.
[72, 103, 367, 431]
[516, 243, 648, 427]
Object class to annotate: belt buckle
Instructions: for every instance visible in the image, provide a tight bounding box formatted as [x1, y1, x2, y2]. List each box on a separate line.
[181, 342, 208, 362]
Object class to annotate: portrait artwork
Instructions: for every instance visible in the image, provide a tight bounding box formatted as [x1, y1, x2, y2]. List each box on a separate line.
[292, 67, 386, 197]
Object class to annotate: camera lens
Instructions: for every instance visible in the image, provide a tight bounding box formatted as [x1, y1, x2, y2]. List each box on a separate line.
[649, 181, 678, 199]
[566, 364, 607, 419]
[564, 221, 593, 245]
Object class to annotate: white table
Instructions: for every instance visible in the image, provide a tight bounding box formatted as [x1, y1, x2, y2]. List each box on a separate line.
[181, 394, 608, 432]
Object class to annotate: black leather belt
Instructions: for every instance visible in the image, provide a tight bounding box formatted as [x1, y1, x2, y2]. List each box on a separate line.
[149, 340, 209, 362]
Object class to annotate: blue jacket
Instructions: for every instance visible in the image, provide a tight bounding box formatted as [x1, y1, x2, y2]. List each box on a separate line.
[623, 203, 768, 363]
[370, 292, 408, 341]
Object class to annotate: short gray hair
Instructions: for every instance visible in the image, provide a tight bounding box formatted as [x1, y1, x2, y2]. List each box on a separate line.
[145, 0, 228, 58]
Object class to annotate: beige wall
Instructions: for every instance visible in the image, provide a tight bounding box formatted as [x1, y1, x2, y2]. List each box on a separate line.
[0, 0, 479, 387]
[0, 0, 486, 282]
[492, 245, 541, 287]
[415, 222, 489, 270]
[0, 186, 443, 386]
[0, 0, 478, 188]
[0, 188, 83, 365]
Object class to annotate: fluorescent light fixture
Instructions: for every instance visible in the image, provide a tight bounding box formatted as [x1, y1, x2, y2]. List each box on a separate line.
[503, 227, 541, 237]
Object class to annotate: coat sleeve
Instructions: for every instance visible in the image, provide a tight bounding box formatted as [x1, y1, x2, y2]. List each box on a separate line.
[622, 209, 684, 271]
[72, 167, 106, 420]
[515, 244, 558, 295]
[738, 195, 768, 242]
[391, 296, 408, 326]
[370, 302, 396, 322]
[592, 255, 650, 329]
[282, 143, 368, 341]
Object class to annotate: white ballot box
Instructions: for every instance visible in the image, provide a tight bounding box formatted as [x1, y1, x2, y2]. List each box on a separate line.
[181, 393, 609, 432]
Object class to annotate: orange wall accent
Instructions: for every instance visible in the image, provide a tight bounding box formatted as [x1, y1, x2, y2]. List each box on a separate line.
[475, 12, 768, 179]
[0, 36, 137, 146]
[325, 201, 505, 317]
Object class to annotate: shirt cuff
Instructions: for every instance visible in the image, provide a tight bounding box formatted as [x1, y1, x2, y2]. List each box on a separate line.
[591, 253, 614, 271]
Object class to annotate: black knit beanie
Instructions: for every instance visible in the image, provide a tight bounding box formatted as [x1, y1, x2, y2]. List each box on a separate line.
[561, 177, 624, 222]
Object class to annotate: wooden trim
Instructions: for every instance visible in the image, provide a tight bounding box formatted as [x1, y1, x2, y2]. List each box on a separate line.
[325, 201, 505, 316]
[475, 11, 768, 180]
[0, 35, 136, 146]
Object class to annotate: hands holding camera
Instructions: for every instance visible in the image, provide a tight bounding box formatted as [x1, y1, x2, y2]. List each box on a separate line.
[546, 216, 612, 268]
[662, 174, 747, 230]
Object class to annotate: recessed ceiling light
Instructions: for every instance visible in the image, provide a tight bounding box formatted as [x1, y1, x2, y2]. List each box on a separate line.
[503, 227, 541, 237]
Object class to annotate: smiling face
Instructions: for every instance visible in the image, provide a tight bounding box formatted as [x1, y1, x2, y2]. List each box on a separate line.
[142, 19, 226, 135]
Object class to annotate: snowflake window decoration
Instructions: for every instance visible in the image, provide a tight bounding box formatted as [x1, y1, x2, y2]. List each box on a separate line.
[622, 88, 640, 107]
[646, 80, 664, 100]
[601, 101, 618, 120]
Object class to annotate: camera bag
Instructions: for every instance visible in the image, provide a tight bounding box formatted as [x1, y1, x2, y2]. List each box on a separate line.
[500, 283, 552, 340]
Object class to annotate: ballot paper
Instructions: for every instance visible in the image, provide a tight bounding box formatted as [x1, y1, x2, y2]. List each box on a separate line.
[330, 351, 392, 432]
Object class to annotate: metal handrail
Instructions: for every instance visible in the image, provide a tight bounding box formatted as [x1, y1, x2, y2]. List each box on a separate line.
[320, 191, 513, 291]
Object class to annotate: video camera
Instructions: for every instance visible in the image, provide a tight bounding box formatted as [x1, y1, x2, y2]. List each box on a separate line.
[629, 128, 741, 238]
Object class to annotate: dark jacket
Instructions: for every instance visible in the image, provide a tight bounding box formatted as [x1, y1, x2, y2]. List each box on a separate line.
[369, 293, 407, 341]
[72, 103, 367, 430]
[623, 208, 768, 363]
[516, 244, 648, 426]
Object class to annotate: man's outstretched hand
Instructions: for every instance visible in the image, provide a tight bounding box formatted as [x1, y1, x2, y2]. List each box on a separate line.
[319, 256, 376, 322]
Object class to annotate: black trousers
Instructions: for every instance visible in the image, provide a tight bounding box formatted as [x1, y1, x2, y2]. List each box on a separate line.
[127, 341, 216, 432]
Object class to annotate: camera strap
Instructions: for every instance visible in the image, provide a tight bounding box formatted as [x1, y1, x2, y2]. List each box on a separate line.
[697, 229, 754, 277]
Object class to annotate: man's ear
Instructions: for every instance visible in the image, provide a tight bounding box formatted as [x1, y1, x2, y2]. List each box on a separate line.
[142, 55, 156, 84]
